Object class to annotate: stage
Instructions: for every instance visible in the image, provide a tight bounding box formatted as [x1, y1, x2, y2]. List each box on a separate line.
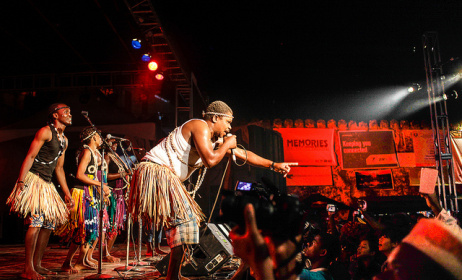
[0, 243, 239, 279]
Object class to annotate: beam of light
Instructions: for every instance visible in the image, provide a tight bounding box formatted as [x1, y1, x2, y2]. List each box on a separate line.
[442, 73, 462, 91]
[354, 86, 414, 119]
[394, 95, 445, 119]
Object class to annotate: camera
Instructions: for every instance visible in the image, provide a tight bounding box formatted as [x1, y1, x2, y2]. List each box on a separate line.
[326, 204, 336, 212]
[220, 179, 304, 239]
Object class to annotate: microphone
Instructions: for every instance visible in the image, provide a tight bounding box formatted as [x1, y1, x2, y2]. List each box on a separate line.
[106, 134, 129, 142]
[81, 111, 89, 117]
[227, 133, 236, 162]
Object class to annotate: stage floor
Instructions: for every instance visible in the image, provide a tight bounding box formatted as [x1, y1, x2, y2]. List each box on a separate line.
[0, 243, 238, 279]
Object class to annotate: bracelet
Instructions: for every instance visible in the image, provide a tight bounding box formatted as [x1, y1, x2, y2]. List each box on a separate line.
[17, 180, 24, 184]
[270, 161, 275, 170]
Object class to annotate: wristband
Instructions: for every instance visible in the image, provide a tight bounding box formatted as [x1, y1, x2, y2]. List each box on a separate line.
[270, 161, 275, 170]
[17, 180, 24, 184]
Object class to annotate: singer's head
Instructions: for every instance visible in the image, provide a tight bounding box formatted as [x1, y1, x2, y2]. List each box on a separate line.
[80, 126, 101, 146]
[203, 101, 234, 138]
[48, 103, 72, 126]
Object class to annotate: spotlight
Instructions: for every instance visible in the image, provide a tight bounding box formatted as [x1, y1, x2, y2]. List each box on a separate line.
[443, 90, 458, 101]
[148, 61, 158, 71]
[407, 83, 422, 93]
[155, 73, 164, 80]
[132, 39, 142, 49]
[141, 53, 151, 62]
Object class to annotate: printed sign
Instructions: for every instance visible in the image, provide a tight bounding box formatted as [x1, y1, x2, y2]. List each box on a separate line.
[275, 128, 336, 166]
[339, 130, 398, 169]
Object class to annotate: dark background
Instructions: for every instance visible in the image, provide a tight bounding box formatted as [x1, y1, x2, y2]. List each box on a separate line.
[1, 1, 462, 125]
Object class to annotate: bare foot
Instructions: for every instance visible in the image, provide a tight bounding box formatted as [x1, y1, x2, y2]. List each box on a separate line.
[75, 262, 96, 270]
[86, 257, 98, 266]
[103, 255, 121, 263]
[20, 270, 44, 280]
[83, 259, 98, 270]
[34, 266, 57, 275]
[61, 264, 79, 274]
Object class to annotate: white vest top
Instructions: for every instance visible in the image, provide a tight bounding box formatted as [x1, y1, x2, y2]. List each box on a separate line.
[143, 119, 205, 182]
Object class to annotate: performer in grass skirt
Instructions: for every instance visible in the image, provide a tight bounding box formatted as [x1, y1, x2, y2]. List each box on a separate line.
[128, 100, 297, 280]
[58, 127, 110, 273]
[6, 103, 74, 280]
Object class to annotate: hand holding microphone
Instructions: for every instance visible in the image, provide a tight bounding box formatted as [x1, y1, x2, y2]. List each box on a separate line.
[225, 133, 237, 162]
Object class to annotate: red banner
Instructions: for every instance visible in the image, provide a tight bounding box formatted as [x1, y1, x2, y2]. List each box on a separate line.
[275, 128, 336, 166]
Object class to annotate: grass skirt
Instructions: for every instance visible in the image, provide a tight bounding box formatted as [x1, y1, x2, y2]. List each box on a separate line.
[128, 162, 205, 230]
[6, 172, 69, 226]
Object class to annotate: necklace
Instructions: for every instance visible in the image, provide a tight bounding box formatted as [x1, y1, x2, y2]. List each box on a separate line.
[34, 123, 65, 165]
[164, 127, 207, 198]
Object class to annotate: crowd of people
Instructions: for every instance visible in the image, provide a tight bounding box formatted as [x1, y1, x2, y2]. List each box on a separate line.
[229, 191, 462, 280]
[5, 101, 462, 280]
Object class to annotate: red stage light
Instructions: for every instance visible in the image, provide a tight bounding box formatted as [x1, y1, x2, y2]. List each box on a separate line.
[148, 61, 158, 71]
[155, 73, 164, 80]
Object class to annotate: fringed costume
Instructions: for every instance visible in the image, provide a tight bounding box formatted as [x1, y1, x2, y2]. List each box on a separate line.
[56, 147, 103, 245]
[6, 124, 69, 228]
[105, 152, 129, 240]
[128, 119, 208, 248]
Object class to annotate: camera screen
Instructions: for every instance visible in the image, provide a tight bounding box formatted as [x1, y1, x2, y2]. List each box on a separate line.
[235, 181, 253, 191]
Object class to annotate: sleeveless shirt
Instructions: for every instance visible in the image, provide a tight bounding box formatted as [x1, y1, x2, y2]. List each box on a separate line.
[29, 124, 64, 182]
[144, 119, 206, 182]
[73, 147, 98, 190]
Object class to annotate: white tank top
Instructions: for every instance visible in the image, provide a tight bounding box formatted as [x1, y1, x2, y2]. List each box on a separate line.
[143, 119, 205, 182]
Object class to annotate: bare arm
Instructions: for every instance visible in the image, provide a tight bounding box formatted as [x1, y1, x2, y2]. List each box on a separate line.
[76, 149, 109, 196]
[55, 137, 74, 208]
[16, 126, 51, 184]
[188, 120, 237, 168]
[233, 147, 298, 177]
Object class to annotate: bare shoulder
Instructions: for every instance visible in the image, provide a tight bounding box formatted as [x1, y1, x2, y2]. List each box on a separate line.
[182, 119, 208, 135]
[35, 125, 53, 141]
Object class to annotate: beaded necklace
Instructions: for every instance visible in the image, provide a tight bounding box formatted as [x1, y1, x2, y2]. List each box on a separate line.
[83, 144, 107, 176]
[34, 123, 65, 165]
[165, 127, 207, 199]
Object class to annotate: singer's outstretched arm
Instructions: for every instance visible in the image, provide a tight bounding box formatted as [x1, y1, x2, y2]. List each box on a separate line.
[232, 147, 298, 177]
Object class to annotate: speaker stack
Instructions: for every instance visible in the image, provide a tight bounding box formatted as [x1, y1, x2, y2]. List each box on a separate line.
[155, 223, 233, 276]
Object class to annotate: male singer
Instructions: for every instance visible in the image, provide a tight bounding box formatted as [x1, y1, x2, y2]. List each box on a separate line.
[128, 100, 297, 280]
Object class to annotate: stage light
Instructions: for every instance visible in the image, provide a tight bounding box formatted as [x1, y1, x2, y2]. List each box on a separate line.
[443, 90, 458, 101]
[132, 39, 142, 49]
[407, 83, 422, 93]
[148, 61, 158, 71]
[141, 54, 151, 62]
[155, 73, 164, 80]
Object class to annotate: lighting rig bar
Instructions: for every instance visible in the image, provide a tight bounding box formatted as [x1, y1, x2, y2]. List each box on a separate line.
[422, 31, 459, 213]
[123, 0, 207, 125]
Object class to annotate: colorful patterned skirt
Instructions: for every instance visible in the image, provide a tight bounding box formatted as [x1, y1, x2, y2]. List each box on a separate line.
[6, 172, 69, 227]
[56, 179, 103, 245]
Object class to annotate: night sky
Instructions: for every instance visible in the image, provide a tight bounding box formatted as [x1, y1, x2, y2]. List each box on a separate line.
[1, 1, 462, 125]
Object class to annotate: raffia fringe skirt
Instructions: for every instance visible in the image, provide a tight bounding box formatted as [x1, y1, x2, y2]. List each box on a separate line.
[128, 162, 205, 230]
[6, 172, 69, 226]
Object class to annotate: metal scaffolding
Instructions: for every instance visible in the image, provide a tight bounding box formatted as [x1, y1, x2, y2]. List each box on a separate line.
[123, 0, 207, 126]
[422, 32, 459, 213]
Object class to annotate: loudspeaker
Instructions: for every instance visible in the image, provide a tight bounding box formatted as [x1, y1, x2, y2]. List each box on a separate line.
[155, 223, 233, 276]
